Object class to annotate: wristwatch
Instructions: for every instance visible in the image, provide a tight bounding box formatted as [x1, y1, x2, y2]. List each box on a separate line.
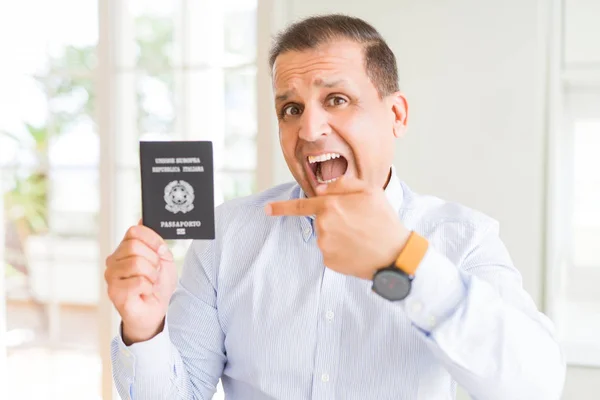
[372, 231, 429, 301]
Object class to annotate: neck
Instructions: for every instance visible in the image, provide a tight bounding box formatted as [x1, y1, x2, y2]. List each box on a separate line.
[382, 167, 393, 190]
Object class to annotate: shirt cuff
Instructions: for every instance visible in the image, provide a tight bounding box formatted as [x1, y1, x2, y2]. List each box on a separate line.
[116, 320, 173, 376]
[401, 246, 467, 333]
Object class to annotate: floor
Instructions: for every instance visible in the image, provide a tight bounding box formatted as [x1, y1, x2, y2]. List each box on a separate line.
[3, 301, 225, 399]
[6, 347, 102, 399]
[5, 302, 102, 399]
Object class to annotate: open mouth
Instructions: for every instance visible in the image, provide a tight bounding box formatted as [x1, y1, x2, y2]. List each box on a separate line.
[307, 152, 349, 185]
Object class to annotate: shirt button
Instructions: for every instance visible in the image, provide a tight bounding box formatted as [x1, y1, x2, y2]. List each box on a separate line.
[410, 301, 423, 314]
[321, 373, 329, 382]
[428, 315, 436, 328]
[304, 227, 311, 236]
[325, 310, 334, 321]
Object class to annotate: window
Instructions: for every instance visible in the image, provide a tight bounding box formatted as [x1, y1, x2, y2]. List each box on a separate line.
[100, 2, 258, 397]
[546, 0, 600, 367]
[105, 0, 258, 264]
[551, 88, 600, 366]
[1, 0, 259, 398]
[0, 1, 100, 398]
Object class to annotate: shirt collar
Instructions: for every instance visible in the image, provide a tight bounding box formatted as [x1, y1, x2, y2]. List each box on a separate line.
[384, 165, 404, 215]
[297, 165, 404, 219]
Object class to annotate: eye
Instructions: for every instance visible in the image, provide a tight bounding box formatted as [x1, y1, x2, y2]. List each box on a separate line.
[282, 104, 302, 117]
[326, 96, 347, 107]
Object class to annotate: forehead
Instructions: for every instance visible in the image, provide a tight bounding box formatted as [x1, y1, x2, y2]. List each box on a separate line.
[272, 40, 368, 90]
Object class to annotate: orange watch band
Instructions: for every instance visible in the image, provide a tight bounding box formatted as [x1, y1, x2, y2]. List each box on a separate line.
[394, 232, 429, 276]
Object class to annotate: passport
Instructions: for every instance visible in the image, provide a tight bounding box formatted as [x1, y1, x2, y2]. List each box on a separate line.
[139, 140, 215, 240]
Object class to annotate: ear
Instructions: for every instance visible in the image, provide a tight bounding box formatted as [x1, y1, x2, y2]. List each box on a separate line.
[388, 92, 409, 139]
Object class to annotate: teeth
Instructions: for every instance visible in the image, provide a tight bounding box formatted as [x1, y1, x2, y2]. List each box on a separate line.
[309, 153, 344, 184]
[308, 153, 341, 164]
[317, 176, 340, 184]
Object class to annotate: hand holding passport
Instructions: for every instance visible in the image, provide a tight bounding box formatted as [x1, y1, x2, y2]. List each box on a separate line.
[139, 141, 216, 240]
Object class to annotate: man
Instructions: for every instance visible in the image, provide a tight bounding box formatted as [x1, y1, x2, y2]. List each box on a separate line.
[106, 14, 565, 400]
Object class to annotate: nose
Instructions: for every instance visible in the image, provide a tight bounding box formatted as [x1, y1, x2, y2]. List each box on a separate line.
[298, 105, 331, 142]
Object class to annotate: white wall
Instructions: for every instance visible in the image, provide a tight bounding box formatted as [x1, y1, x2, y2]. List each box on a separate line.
[258, 0, 600, 398]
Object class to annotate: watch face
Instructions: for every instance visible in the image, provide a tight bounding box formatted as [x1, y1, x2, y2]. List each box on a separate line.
[372, 269, 411, 301]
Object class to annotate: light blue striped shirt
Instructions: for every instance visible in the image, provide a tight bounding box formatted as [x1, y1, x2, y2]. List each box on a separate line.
[111, 166, 565, 399]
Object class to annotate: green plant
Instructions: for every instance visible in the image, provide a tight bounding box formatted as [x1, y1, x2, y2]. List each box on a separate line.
[2, 124, 50, 273]
[1, 45, 94, 273]
[2, 16, 175, 275]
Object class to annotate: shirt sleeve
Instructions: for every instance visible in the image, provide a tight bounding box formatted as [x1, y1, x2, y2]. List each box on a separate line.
[111, 239, 226, 400]
[400, 222, 566, 400]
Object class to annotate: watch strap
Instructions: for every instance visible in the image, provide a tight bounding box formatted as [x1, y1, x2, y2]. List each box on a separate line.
[394, 232, 428, 276]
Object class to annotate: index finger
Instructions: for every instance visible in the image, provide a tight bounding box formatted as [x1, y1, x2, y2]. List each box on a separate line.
[123, 224, 168, 255]
[265, 198, 323, 217]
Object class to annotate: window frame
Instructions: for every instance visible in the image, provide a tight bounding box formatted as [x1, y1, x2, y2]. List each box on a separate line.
[545, 0, 600, 368]
[97, 0, 279, 397]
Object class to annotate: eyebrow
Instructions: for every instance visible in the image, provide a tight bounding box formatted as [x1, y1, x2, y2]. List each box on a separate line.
[275, 78, 349, 103]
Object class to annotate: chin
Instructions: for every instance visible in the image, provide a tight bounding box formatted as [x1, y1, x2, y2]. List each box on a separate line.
[289, 169, 317, 198]
[302, 183, 317, 197]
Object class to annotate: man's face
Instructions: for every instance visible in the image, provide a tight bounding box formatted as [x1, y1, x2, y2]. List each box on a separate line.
[272, 40, 408, 197]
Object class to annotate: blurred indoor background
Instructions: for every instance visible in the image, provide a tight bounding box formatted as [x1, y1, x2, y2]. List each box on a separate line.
[0, 0, 598, 399]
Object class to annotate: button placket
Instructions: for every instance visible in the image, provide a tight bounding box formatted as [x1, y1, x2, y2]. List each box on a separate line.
[300, 217, 314, 241]
[310, 268, 344, 399]
[325, 310, 334, 322]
